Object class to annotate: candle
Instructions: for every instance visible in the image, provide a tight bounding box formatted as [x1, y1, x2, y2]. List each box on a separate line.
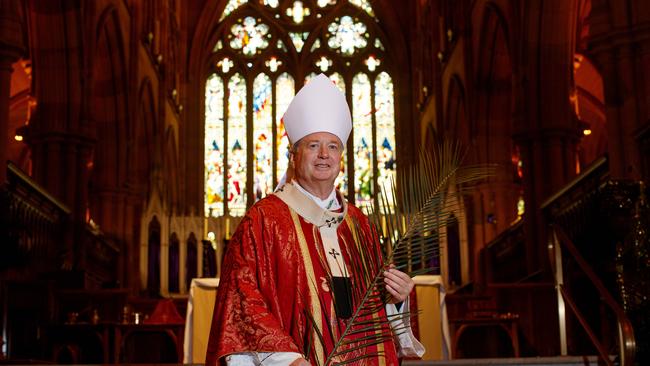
[225, 217, 231, 240]
[203, 215, 208, 240]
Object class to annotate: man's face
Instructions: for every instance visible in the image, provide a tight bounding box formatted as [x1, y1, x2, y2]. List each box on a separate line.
[291, 132, 343, 187]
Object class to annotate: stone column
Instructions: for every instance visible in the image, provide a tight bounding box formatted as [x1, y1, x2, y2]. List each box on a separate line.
[0, 0, 24, 183]
[587, 0, 650, 180]
[512, 0, 582, 273]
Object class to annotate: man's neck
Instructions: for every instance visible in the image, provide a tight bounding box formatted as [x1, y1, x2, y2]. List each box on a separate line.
[294, 177, 334, 200]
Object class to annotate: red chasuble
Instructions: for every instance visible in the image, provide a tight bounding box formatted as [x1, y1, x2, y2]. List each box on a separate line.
[205, 183, 399, 365]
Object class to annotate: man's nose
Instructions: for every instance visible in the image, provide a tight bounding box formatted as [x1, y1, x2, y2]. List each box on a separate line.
[318, 144, 330, 158]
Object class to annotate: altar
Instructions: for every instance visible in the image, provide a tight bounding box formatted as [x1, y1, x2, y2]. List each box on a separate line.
[183, 276, 450, 363]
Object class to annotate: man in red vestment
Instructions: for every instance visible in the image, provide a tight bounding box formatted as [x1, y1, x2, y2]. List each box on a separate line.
[206, 74, 424, 366]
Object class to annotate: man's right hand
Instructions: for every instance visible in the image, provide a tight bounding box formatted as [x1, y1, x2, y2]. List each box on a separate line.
[289, 357, 310, 366]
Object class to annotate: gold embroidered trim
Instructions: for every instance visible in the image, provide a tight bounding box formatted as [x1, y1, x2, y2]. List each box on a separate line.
[290, 209, 325, 365]
[345, 216, 387, 365]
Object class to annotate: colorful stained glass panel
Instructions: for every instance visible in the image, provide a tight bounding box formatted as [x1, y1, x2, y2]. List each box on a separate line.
[289, 32, 309, 52]
[230, 17, 270, 56]
[287, 1, 310, 24]
[329, 72, 345, 93]
[253, 73, 273, 200]
[375, 72, 396, 206]
[352, 73, 373, 207]
[227, 74, 247, 216]
[276, 73, 295, 186]
[317, 0, 336, 7]
[205, 74, 225, 217]
[316, 56, 332, 72]
[327, 16, 367, 55]
[263, 0, 279, 7]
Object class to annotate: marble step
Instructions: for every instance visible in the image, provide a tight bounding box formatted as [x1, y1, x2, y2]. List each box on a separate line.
[403, 356, 605, 366]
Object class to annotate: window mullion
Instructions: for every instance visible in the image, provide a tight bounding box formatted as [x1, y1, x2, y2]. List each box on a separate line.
[246, 75, 254, 209]
[371, 74, 378, 213]
[271, 76, 278, 188]
[223, 75, 230, 216]
[345, 76, 355, 205]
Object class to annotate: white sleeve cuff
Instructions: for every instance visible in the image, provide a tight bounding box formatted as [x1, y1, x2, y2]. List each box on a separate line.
[386, 299, 426, 358]
[225, 352, 304, 365]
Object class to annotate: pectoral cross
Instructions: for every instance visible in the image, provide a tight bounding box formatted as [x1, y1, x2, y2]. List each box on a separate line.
[328, 248, 341, 260]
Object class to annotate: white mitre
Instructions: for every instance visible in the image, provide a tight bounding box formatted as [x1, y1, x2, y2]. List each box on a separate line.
[282, 73, 352, 145]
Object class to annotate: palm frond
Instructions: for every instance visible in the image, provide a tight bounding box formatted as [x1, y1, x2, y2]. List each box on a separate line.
[318, 140, 492, 365]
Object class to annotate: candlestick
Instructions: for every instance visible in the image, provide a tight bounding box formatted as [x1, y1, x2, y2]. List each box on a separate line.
[225, 217, 231, 240]
[203, 215, 208, 240]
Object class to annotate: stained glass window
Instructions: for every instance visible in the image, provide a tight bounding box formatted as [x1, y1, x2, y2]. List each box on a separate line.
[265, 57, 282, 72]
[227, 74, 247, 216]
[289, 32, 309, 52]
[329, 72, 345, 93]
[205, 0, 396, 217]
[375, 72, 396, 202]
[276, 73, 295, 184]
[352, 73, 373, 207]
[318, 0, 336, 7]
[253, 74, 273, 200]
[316, 56, 332, 72]
[327, 16, 368, 56]
[230, 17, 270, 56]
[205, 74, 225, 217]
[263, 0, 279, 8]
[287, 1, 310, 24]
[365, 55, 380, 72]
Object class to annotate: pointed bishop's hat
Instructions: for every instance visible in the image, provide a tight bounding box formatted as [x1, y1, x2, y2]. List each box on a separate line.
[282, 73, 352, 145]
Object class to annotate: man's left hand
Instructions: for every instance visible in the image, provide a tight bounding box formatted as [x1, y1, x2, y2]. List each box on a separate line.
[383, 265, 414, 304]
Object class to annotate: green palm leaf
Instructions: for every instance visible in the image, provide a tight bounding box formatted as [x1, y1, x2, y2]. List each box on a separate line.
[311, 140, 492, 365]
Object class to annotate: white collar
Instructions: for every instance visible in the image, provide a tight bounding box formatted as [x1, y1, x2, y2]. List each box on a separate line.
[274, 182, 347, 228]
[292, 180, 341, 211]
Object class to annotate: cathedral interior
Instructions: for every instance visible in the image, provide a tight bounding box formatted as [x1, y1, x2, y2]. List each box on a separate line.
[1, 0, 649, 364]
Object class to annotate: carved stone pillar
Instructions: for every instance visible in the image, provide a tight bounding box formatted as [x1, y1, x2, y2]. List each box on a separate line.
[0, 0, 24, 183]
[586, 0, 650, 180]
[512, 0, 582, 274]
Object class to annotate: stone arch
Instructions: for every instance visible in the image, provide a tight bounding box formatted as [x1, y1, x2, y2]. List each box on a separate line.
[475, 2, 513, 162]
[164, 125, 180, 213]
[88, 5, 130, 236]
[184, 0, 414, 211]
[445, 75, 469, 144]
[473, 2, 519, 238]
[133, 78, 158, 200]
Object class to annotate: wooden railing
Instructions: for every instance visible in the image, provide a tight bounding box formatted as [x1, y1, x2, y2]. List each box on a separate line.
[550, 224, 636, 366]
[2, 162, 71, 276]
[2, 162, 119, 287]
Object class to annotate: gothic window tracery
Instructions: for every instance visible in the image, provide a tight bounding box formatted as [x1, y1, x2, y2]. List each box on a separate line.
[205, 0, 396, 217]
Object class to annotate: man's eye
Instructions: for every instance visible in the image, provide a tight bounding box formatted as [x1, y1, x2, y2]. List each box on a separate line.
[329, 144, 339, 150]
[309, 143, 319, 149]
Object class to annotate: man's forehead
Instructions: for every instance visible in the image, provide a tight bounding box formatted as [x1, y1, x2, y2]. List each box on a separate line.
[302, 131, 342, 143]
